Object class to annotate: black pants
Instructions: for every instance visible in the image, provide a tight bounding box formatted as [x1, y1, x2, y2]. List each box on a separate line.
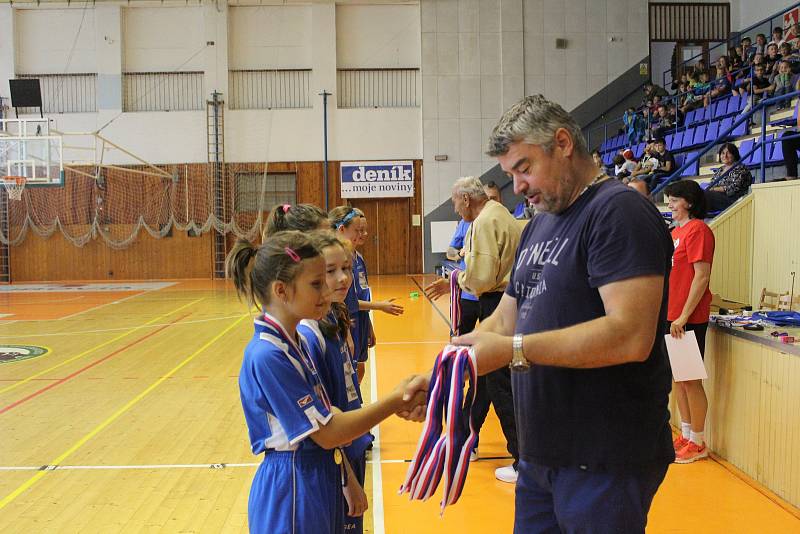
[781, 130, 800, 178]
[704, 190, 735, 212]
[466, 291, 519, 464]
[457, 298, 480, 336]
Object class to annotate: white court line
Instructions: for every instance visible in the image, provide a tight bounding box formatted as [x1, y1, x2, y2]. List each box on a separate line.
[369, 323, 386, 534]
[59, 288, 160, 321]
[0, 459, 408, 471]
[0, 313, 244, 338]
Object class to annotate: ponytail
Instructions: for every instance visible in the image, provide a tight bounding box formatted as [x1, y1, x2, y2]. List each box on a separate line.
[265, 203, 329, 237]
[225, 239, 260, 306]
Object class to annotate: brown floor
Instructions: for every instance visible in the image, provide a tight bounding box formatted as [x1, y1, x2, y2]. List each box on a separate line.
[0, 277, 797, 532]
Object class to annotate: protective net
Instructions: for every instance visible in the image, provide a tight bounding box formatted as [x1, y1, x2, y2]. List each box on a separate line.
[0, 161, 276, 248]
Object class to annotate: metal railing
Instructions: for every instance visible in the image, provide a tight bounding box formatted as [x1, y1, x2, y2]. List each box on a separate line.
[663, 2, 800, 88]
[123, 71, 204, 112]
[336, 68, 420, 109]
[15, 73, 97, 114]
[652, 89, 800, 198]
[229, 69, 312, 110]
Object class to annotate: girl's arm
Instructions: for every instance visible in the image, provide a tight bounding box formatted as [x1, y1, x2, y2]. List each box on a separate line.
[341, 456, 368, 517]
[359, 298, 403, 315]
[309, 379, 424, 449]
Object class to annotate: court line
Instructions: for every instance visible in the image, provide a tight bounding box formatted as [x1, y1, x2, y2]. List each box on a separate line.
[410, 276, 452, 330]
[369, 341, 386, 534]
[0, 313, 243, 339]
[59, 289, 156, 321]
[377, 341, 444, 345]
[0, 298, 203, 396]
[0, 296, 85, 305]
[0, 313, 190, 415]
[0, 313, 248, 511]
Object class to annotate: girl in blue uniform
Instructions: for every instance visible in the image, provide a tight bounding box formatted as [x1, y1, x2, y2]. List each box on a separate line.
[328, 206, 404, 382]
[226, 230, 424, 534]
[299, 232, 373, 533]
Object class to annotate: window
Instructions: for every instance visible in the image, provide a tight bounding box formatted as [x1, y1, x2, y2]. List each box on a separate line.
[234, 172, 296, 213]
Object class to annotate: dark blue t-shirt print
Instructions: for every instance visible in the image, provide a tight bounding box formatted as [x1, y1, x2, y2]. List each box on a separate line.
[515, 236, 571, 323]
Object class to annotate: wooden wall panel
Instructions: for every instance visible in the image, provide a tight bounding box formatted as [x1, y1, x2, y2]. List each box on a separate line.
[751, 181, 800, 305]
[8, 159, 424, 281]
[708, 196, 753, 305]
[10, 225, 213, 281]
[668, 329, 800, 507]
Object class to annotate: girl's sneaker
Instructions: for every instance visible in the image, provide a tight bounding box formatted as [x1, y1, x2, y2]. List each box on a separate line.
[675, 441, 708, 463]
[673, 435, 689, 451]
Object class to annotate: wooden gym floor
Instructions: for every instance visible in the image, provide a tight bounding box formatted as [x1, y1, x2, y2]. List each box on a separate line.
[0, 276, 798, 533]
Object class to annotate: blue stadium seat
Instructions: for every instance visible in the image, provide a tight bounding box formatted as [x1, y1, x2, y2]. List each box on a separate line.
[677, 131, 690, 150]
[680, 152, 700, 176]
[633, 142, 645, 159]
[685, 109, 698, 126]
[603, 152, 614, 165]
[712, 98, 729, 118]
[739, 139, 755, 165]
[705, 120, 720, 143]
[748, 136, 773, 166]
[731, 118, 748, 137]
[768, 138, 784, 165]
[692, 124, 707, 147]
[725, 95, 741, 116]
[719, 117, 733, 137]
[665, 133, 674, 149]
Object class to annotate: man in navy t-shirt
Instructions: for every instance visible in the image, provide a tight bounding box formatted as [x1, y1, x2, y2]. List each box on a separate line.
[404, 95, 674, 533]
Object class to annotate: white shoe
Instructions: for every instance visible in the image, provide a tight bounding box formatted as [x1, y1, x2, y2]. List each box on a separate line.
[494, 465, 518, 484]
[469, 450, 478, 462]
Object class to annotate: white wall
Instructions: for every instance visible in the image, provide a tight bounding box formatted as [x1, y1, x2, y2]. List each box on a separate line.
[336, 4, 421, 68]
[123, 7, 204, 72]
[737, 0, 793, 31]
[0, 2, 420, 167]
[15, 8, 96, 74]
[420, 0, 655, 213]
[229, 5, 312, 70]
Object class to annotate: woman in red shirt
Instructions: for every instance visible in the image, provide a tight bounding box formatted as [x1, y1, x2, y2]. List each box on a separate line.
[664, 180, 715, 464]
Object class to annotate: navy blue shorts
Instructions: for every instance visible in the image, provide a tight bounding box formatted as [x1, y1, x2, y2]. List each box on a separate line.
[514, 461, 668, 534]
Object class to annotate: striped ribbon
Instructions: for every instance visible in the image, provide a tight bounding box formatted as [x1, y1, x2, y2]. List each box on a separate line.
[449, 269, 463, 337]
[399, 345, 478, 515]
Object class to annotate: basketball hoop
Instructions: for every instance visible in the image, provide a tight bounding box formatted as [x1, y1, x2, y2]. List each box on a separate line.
[2, 175, 26, 201]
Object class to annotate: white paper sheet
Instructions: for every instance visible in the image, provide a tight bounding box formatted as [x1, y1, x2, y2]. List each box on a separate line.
[664, 331, 708, 382]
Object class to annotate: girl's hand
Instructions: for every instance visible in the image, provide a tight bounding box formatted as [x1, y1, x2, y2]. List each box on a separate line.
[367, 323, 376, 347]
[378, 299, 404, 316]
[343, 477, 368, 517]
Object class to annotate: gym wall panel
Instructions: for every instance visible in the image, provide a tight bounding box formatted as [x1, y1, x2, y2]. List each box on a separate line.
[750, 180, 800, 306]
[708, 195, 753, 305]
[122, 6, 204, 72]
[15, 8, 97, 74]
[669, 328, 800, 508]
[228, 5, 312, 70]
[335, 4, 421, 69]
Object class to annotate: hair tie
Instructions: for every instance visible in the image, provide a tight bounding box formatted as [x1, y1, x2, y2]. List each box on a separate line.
[282, 204, 291, 214]
[285, 247, 301, 263]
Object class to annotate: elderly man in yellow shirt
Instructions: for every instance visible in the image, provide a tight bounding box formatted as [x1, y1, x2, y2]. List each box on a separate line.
[425, 175, 522, 483]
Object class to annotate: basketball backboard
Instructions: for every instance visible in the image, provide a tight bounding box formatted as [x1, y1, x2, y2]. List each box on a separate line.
[0, 118, 64, 186]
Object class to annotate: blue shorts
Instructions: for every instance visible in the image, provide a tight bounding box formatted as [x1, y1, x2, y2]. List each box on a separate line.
[514, 461, 668, 534]
[248, 449, 343, 534]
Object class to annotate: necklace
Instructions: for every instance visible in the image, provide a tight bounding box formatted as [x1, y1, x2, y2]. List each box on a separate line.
[579, 171, 608, 197]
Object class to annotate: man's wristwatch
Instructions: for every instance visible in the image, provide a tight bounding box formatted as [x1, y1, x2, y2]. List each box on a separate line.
[510, 333, 530, 372]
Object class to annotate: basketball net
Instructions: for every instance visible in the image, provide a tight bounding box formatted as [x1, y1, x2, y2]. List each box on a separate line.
[2, 176, 26, 201]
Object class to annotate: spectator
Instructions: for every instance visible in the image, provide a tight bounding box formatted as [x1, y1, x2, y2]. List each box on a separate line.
[741, 36, 755, 62]
[484, 180, 502, 203]
[780, 92, 800, 179]
[424, 176, 522, 484]
[635, 137, 676, 192]
[729, 47, 744, 71]
[644, 81, 669, 100]
[780, 42, 800, 73]
[754, 33, 768, 57]
[750, 63, 775, 105]
[788, 23, 800, 50]
[769, 26, 785, 48]
[626, 142, 660, 184]
[704, 65, 732, 107]
[681, 71, 711, 114]
[592, 149, 605, 171]
[652, 105, 675, 138]
[705, 143, 753, 211]
[615, 149, 638, 180]
[765, 43, 782, 75]
[663, 179, 714, 464]
[773, 60, 794, 108]
[623, 106, 646, 146]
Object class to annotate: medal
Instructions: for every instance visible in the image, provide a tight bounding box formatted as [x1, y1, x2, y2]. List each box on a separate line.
[334, 448, 343, 465]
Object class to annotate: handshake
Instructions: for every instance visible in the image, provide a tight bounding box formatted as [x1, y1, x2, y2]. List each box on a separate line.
[391, 374, 431, 423]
